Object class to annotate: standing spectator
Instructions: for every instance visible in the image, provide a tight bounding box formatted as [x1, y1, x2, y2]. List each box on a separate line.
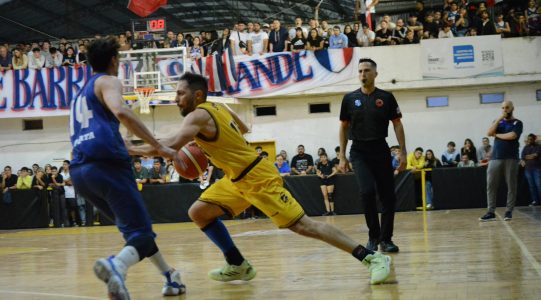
[274, 154, 291, 176]
[454, 7, 471, 37]
[357, 24, 376, 47]
[290, 27, 307, 52]
[28, 48, 45, 70]
[477, 137, 492, 162]
[148, 159, 166, 184]
[457, 154, 475, 167]
[413, 0, 426, 24]
[0, 45, 12, 71]
[279, 150, 290, 164]
[188, 36, 205, 60]
[391, 18, 408, 44]
[480, 101, 523, 221]
[268, 19, 289, 52]
[525, 0, 540, 36]
[407, 147, 425, 171]
[461, 138, 478, 164]
[306, 28, 324, 51]
[165, 31, 176, 47]
[423, 149, 441, 210]
[49, 47, 63, 68]
[16, 167, 33, 190]
[379, 15, 396, 30]
[230, 21, 249, 56]
[248, 22, 268, 56]
[2, 166, 18, 192]
[344, 25, 358, 47]
[479, 11, 497, 35]
[439, 23, 455, 38]
[495, 13, 512, 37]
[357, 0, 380, 30]
[441, 141, 460, 167]
[61, 160, 79, 226]
[11, 48, 28, 70]
[320, 20, 332, 48]
[338, 58, 407, 253]
[119, 33, 132, 51]
[41, 40, 53, 67]
[172, 32, 189, 48]
[375, 21, 393, 46]
[521, 134, 541, 206]
[407, 14, 424, 39]
[291, 145, 315, 175]
[76, 44, 87, 64]
[289, 17, 308, 39]
[32, 169, 48, 191]
[423, 13, 440, 39]
[317, 153, 338, 216]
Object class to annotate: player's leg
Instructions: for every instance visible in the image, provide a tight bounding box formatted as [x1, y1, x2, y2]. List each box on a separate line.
[188, 179, 256, 282]
[320, 184, 330, 215]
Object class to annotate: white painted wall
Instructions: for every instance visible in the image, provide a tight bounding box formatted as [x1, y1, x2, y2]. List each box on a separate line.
[1, 37, 540, 170]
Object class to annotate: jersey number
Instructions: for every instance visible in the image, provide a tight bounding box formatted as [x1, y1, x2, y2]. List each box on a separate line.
[70, 96, 94, 136]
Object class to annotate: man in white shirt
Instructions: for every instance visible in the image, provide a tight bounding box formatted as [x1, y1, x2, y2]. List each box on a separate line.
[357, 24, 376, 47]
[288, 16, 309, 39]
[61, 160, 80, 227]
[230, 21, 249, 56]
[248, 22, 269, 56]
[50, 47, 63, 67]
[28, 48, 46, 69]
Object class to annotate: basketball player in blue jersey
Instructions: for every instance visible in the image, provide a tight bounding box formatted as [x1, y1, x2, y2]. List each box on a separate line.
[69, 37, 185, 300]
[129, 73, 392, 285]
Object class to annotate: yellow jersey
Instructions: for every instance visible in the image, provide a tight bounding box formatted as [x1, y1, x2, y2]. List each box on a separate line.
[194, 102, 260, 180]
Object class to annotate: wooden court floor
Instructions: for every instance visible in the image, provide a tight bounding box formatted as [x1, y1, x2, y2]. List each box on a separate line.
[1, 207, 540, 300]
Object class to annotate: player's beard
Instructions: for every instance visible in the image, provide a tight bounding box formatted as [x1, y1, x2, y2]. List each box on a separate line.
[180, 99, 195, 117]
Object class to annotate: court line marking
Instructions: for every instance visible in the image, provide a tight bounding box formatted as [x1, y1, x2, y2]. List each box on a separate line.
[496, 212, 541, 277]
[0, 289, 102, 299]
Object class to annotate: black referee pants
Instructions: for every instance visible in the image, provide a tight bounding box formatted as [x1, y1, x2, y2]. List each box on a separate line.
[350, 141, 397, 242]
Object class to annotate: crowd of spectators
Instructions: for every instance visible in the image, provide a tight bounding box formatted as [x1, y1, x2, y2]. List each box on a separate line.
[1, 1, 540, 71]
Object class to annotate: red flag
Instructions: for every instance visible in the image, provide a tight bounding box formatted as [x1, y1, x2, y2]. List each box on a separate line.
[128, 0, 167, 17]
[486, 0, 495, 7]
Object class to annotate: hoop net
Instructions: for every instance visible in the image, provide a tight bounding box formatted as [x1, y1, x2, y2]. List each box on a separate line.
[134, 87, 155, 114]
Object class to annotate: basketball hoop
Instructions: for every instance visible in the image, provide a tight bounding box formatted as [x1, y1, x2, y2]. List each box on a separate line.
[134, 87, 155, 114]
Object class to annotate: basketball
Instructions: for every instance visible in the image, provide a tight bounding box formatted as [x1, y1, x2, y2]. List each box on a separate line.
[175, 142, 208, 180]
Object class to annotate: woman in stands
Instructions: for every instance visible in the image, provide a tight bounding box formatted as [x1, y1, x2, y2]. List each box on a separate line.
[461, 138, 478, 164]
[11, 48, 28, 70]
[63, 47, 76, 66]
[317, 152, 338, 216]
[306, 28, 324, 51]
[344, 24, 357, 47]
[172, 32, 189, 48]
[188, 36, 204, 60]
[423, 149, 441, 210]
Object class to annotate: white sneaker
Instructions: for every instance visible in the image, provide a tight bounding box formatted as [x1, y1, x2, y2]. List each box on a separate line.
[162, 269, 186, 296]
[93, 256, 130, 300]
[362, 252, 391, 284]
[208, 260, 257, 282]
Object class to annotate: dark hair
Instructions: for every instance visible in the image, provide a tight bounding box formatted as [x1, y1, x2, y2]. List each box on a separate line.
[359, 58, 377, 68]
[528, 133, 537, 140]
[179, 73, 208, 98]
[415, 147, 424, 153]
[20, 167, 30, 172]
[296, 27, 303, 32]
[255, 146, 262, 150]
[319, 152, 328, 157]
[297, 144, 305, 148]
[4, 166, 11, 171]
[51, 166, 58, 170]
[335, 146, 340, 152]
[49, 47, 57, 54]
[133, 158, 142, 164]
[87, 37, 120, 72]
[32, 47, 41, 52]
[333, 25, 341, 30]
[63, 160, 70, 165]
[261, 151, 269, 157]
[447, 141, 456, 147]
[237, 20, 246, 25]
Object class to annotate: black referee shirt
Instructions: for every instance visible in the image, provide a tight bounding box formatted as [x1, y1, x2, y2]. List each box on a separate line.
[339, 88, 402, 142]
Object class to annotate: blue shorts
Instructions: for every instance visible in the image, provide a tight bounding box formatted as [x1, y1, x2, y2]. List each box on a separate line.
[71, 161, 155, 242]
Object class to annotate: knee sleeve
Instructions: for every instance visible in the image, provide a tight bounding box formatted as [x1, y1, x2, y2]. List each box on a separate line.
[125, 235, 159, 259]
[328, 192, 334, 203]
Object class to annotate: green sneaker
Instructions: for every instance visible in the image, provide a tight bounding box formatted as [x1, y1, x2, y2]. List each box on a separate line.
[208, 260, 257, 282]
[362, 252, 391, 284]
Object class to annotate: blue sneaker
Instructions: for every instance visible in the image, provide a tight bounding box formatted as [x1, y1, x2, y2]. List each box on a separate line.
[162, 269, 186, 296]
[93, 256, 130, 300]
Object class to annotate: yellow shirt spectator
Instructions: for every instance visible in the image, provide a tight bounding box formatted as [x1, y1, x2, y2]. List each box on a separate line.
[16, 168, 33, 190]
[407, 148, 425, 170]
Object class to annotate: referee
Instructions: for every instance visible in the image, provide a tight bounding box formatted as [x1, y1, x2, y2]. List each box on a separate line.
[338, 58, 407, 253]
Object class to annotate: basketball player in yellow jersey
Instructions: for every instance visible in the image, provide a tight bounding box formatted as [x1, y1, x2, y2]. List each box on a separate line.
[128, 73, 392, 285]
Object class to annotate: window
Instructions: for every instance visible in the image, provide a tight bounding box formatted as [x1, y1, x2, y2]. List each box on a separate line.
[480, 93, 504, 104]
[23, 119, 43, 130]
[309, 103, 331, 113]
[426, 96, 449, 108]
[537, 90, 541, 101]
[254, 105, 276, 116]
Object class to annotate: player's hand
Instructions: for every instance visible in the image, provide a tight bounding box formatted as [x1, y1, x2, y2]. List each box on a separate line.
[398, 152, 407, 172]
[155, 144, 177, 160]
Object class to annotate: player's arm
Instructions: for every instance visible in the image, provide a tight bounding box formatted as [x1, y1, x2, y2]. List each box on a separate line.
[223, 104, 250, 134]
[96, 77, 176, 159]
[392, 118, 407, 171]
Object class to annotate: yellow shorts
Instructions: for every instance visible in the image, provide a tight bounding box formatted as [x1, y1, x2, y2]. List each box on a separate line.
[199, 159, 305, 228]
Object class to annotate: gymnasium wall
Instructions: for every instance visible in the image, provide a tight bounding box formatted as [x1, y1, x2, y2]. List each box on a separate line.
[1, 37, 540, 169]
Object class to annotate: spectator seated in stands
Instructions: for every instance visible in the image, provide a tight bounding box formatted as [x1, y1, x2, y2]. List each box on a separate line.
[526, 0, 541, 36]
[391, 18, 408, 44]
[390, 145, 402, 175]
[0, 45, 12, 71]
[407, 14, 424, 40]
[316, 152, 338, 216]
[458, 154, 475, 167]
[329, 25, 349, 49]
[314, 147, 327, 165]
[375, 20, 393, 46]
[16, 167, 32, 190]
[477, 137, 492, 162]
[166, 164, 180, 183]
[423, 13, 439, 39]
[148, 159, 166, 184]
[28, 48, 45, 70]
[132, 158, 149, 184]
[479, 11, 497, 35]
[407, 147, 425, 171]
[62, 47, 76, 66]
[357, 23, 376, 47]
[76, 44, 87, 64]
[461, 138, 478, 164]
[275, 154, 291, 176]
[403, 29, 420, 44]
[49, 47, 63, 68]
[2, 166, 18, 193]
[439, 23, 454, 38]
[495, 13, 512, 37]
[279, 150, 290, 165]
[442, 141, 460, 167]
[291, 144, 315, 175]
[11, 48, 28, 70]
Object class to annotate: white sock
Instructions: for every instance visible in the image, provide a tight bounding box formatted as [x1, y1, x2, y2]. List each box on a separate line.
[148, 251, 172, 274]
[113, 246, 140, 275]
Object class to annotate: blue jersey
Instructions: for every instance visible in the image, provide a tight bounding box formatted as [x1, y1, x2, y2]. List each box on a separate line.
[492, 118, 523, 160]
[69, 73, 130, 166]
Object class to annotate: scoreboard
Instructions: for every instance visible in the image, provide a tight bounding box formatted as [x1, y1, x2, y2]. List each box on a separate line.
[132, 17, 167, 42]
